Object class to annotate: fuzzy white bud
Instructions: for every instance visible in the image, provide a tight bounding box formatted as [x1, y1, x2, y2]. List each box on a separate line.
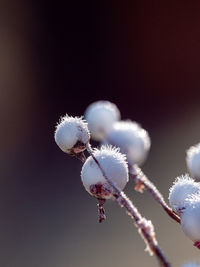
[186, 143, 200, 181]
[169, 174, 200, 215]
[84, 101, 120, 141]
[181, 195, 200, 242]
[104, 120, 150, 166]
[55, 115, 90, 154]
[81, 146, 129, 199]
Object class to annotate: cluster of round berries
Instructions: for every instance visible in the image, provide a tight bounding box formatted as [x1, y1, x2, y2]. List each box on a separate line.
[55, 101, 150, 199]
[169, 143, 200, 248]
[54, 101, 170, 265]
[85, 101, 151, 166]
[54, 100, 200, 266]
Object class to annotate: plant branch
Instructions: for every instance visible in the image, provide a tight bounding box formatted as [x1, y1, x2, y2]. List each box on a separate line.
[129, 165, 180, 224]
[86, 143, 171, 267]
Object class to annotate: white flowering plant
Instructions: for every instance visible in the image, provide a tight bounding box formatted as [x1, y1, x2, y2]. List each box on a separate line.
[54, 100, 200, 267]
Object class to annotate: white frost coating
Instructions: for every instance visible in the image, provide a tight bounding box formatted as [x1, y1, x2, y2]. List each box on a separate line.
[81, 146, 129, 199]
[169, 174, 200, 215]
[55, 115, 90, 153]
[84, 101, 120, 141]
[181, 195, 200, 242]
[186, 143, 200, 181]
[181, 263, 200, 267]
[104, 121, 151, 166]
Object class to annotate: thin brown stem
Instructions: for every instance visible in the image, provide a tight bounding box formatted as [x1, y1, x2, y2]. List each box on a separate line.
[86, 143, 171, 267]
[97, 198, 106, 223]
[129, 165, 180, 224]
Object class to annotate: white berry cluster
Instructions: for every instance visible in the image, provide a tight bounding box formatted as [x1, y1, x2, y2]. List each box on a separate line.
[54, 103, 131, 200]
[54, 100, 200, 266]
[54, 100, 151, 201]
[85, 100, 151, 166]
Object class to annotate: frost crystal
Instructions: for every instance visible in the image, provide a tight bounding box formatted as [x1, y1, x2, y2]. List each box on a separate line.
[55, 115, 90, 154]
[169, 174, 200, 215]
[104, 120, 151, 166]
[85, 100, 120, 141]
[186, 143, 200, 181]
[81, 146, 129, 199]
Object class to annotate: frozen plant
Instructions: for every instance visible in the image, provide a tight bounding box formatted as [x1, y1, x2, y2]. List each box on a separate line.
[186, 143, 200, 181]
[84, 100, 120, 141]
[54, 113, 171, 267]
[54, 101, 200, 267]
[169, 174, 200, 215]
[102, 117, 179, 223]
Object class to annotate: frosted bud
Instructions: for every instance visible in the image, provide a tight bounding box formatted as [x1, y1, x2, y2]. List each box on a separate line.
[169, 174, 200, 215]
[186, 143, 200, 181]
[55, 115, 90, 154]
[81, 146, 129, 199]
[84, 101, 120, 141]
[181, 195, 200, 243]
[104, 120, 150, 166]
[181, 263, 200, 267]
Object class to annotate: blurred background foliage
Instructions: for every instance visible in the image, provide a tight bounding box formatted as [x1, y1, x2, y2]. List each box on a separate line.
[1, 1, 200, 266]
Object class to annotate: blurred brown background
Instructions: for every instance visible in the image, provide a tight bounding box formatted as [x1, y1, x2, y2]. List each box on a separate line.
[1, 1, 200, 266]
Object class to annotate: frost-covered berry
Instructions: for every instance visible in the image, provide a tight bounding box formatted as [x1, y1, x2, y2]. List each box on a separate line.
[55, 115, 90, 154]
[104, 120, 150, 166]
[84, 101, 120, 141]
[186, 143, 200, 181]
[81, 146, 129, 199]
[169, 174, 200, 215]
[181, 263, 200, 267]
[181, 195, 200, 243]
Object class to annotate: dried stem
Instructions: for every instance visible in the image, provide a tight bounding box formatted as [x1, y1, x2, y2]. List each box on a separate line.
[129, 165, 180, 224]
[97, 198, 106, 223]
[86, 143, 171, 267]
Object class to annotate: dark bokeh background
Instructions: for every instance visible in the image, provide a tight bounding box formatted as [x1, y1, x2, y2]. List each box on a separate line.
[1, 1, 200, 266]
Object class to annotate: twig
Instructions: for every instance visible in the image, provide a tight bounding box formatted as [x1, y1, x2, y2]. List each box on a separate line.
[97, 198, 106, 223]
[86, 143, 171, 267]
[129, 165, 180, 224]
